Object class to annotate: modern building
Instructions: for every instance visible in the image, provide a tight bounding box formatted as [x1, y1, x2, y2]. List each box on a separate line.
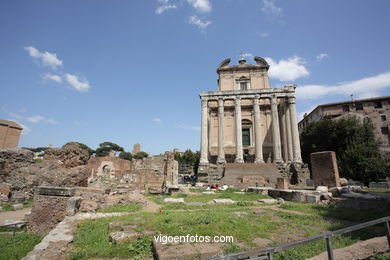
[198, 56, 303, 166]
[298, 96, 390, 153]
[0, 119, 23, 149]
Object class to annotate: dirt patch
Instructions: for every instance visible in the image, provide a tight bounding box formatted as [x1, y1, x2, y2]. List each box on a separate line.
[308, 236, 389, 260]
[0, 207, 30, 225]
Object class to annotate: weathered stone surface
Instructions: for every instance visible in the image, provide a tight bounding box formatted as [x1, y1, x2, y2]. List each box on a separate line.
[329, 187, 342, 197]
[28, 194, 80, 235]
[0, 148, 34, 182]
[233, 192, 245, 194]
[277, 198, 285, 204]
[110, 230, 154, 243]
[340, 178, 348, 186]
[316, 186, 328, 192]
[12, 203, 23, 210]
[276, 178, 288, 190]
[43, 142, 90, 168]
[6, 160, 90, 200]
[4, 219, 26, 228]
[34, 186, 75, 197]
[310, 151, 341, 187]
[202, 191, 215, 194]
[164, 198, 184, 203]
[306, 194, 320, 204]
[212, 199, 235, 204]
[67, 196, 81, 216]
[257, 199, 277, 204]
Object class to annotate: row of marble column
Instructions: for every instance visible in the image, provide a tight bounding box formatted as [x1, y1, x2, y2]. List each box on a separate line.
[199, 95, 302, 165]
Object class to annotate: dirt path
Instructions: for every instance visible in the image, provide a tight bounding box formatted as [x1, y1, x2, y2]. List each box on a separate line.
[307, 236, 389, 260]
[0, 208, 31, 225]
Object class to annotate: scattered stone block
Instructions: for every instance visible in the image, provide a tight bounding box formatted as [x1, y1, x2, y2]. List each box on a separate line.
[4, 219, 26, 228]
[310, 151, 341, 187]
[34, 186, 75, 197]
[257, 199, 277, 204]
[212, 199, 235, 204]
[187, 202, 207, 206]
[164, 198, 184, 203]
[110, 230, 154, 243]
[329, 187, 342, 197]
[320, 193, 333, 201]
[0, 184, 11, 197]
[316, 186, 328, 192]
[276, 178, 289, 190]
[202, 191, 215, 194]
[66, 196, 81, 216]
[12, 203, 23, 210]
[23, 211, 31, 221]
[306, 194, 320, 204]
[233, 212, 248, 217]
[277, 198, 285, 204]
[340, 178, 348, 186]
[233, 192, 245, 194]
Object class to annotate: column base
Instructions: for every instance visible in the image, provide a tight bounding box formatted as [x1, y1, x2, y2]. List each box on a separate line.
[217, 159, 226, 164]
[199, 160, 209, 166]
[234, 158, 244, 163]
[274, 159, 284, 164]
[254, 158, 265, 163]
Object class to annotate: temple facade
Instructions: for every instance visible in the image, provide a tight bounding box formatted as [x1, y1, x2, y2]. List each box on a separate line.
[199, 56, 302, 166]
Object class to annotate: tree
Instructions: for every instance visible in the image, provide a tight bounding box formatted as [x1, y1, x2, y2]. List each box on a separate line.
[95, 142, 124, 157]
[301, 116, 390, 184]
[119, 151, 133, 161]
[133, 151, 148, 159]
[76, 142, 95, 156]
[174, 149, 200, 174]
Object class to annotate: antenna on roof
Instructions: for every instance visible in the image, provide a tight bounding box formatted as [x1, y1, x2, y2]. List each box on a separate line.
[351, 94, 354, 101]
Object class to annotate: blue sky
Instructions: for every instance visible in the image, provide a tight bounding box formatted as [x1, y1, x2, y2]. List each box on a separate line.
[1, 0, 390, 154]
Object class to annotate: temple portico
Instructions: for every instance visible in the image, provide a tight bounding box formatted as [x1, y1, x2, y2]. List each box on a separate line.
[199, 86, 302, 165]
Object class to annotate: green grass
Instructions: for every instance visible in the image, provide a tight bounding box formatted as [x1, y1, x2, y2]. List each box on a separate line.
[148, 190, 271, 206]
[372, 252, 390, 260]
[97, 202, 143, 213]
[279, 202, 390, 222]
[363, 188, 390, 194]
[0, 232, 43, 260]
[0, 199, 33, 212]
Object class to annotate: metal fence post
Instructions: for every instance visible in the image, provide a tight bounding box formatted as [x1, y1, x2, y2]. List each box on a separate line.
[325, 237, 334, 260]
[267, 252, 273, 260]
[13, 224, 16, 236]
[384, 220, 390, 247]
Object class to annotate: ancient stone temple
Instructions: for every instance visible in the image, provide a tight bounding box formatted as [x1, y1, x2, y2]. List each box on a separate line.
[198, 56, 308, 186]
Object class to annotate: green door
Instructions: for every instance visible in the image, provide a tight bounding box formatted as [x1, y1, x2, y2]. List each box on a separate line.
[242, 129, 250, 146]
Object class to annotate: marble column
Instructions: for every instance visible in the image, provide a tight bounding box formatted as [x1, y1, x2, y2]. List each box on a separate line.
[234, 97, 244, 163]
[217, 98, 226, 164]
[253, 96, 264, 163]
[280, 103, 288, 163]
[288, 96, 303, 163]
[200, 98, 209, 165]
[270, 96, 283, 163]
[285, 104, 293, 162]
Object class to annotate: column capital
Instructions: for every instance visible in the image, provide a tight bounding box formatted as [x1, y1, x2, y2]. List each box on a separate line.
[218, 98, 224, 106]
[288, 96, 296, 104]
[235, 97, 241, 105]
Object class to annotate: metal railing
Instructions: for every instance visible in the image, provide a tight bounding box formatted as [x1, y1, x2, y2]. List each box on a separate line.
[0, 221, 28, 236]
[208, 216, 390, 260]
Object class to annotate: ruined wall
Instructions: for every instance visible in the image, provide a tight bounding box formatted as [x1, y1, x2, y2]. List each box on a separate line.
[87, 156, 133, 179]
[310, 151, 341, 187]
[0, 120, 22, 149]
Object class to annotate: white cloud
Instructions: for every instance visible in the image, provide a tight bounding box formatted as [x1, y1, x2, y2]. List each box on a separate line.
[155, 2, 177, 15]
[27, 115, 58, 124]
[296, 72, 390, 100]
[262, 0, 282, 16]
[187, 0, 212, 12]
[42, 73, 62, 83]
[241, 52, 253, 58]
[174, 123, 200, 131]
[24, 46, 63, 69]
[65, 73, 90, 92]
[316, 53, 329, 61]
[9, 112, 57, 125]
[265, 56, 309, 81]
[188, 15, 212, 29]
[259, 32, 269, 38]
[153, 118, 162, 124]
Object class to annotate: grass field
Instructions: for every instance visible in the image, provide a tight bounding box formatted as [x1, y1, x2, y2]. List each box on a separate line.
[70, 189, 390, 260]
[0, 199, 33, 212]
[0, 232, 42, 260]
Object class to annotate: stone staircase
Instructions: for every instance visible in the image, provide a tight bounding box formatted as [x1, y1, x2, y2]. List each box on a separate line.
[219, 163, 283, 188]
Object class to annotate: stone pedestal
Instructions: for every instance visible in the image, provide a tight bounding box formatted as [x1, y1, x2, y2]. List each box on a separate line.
[276, 178, 289, 189]
[310, 151, 341, 187]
